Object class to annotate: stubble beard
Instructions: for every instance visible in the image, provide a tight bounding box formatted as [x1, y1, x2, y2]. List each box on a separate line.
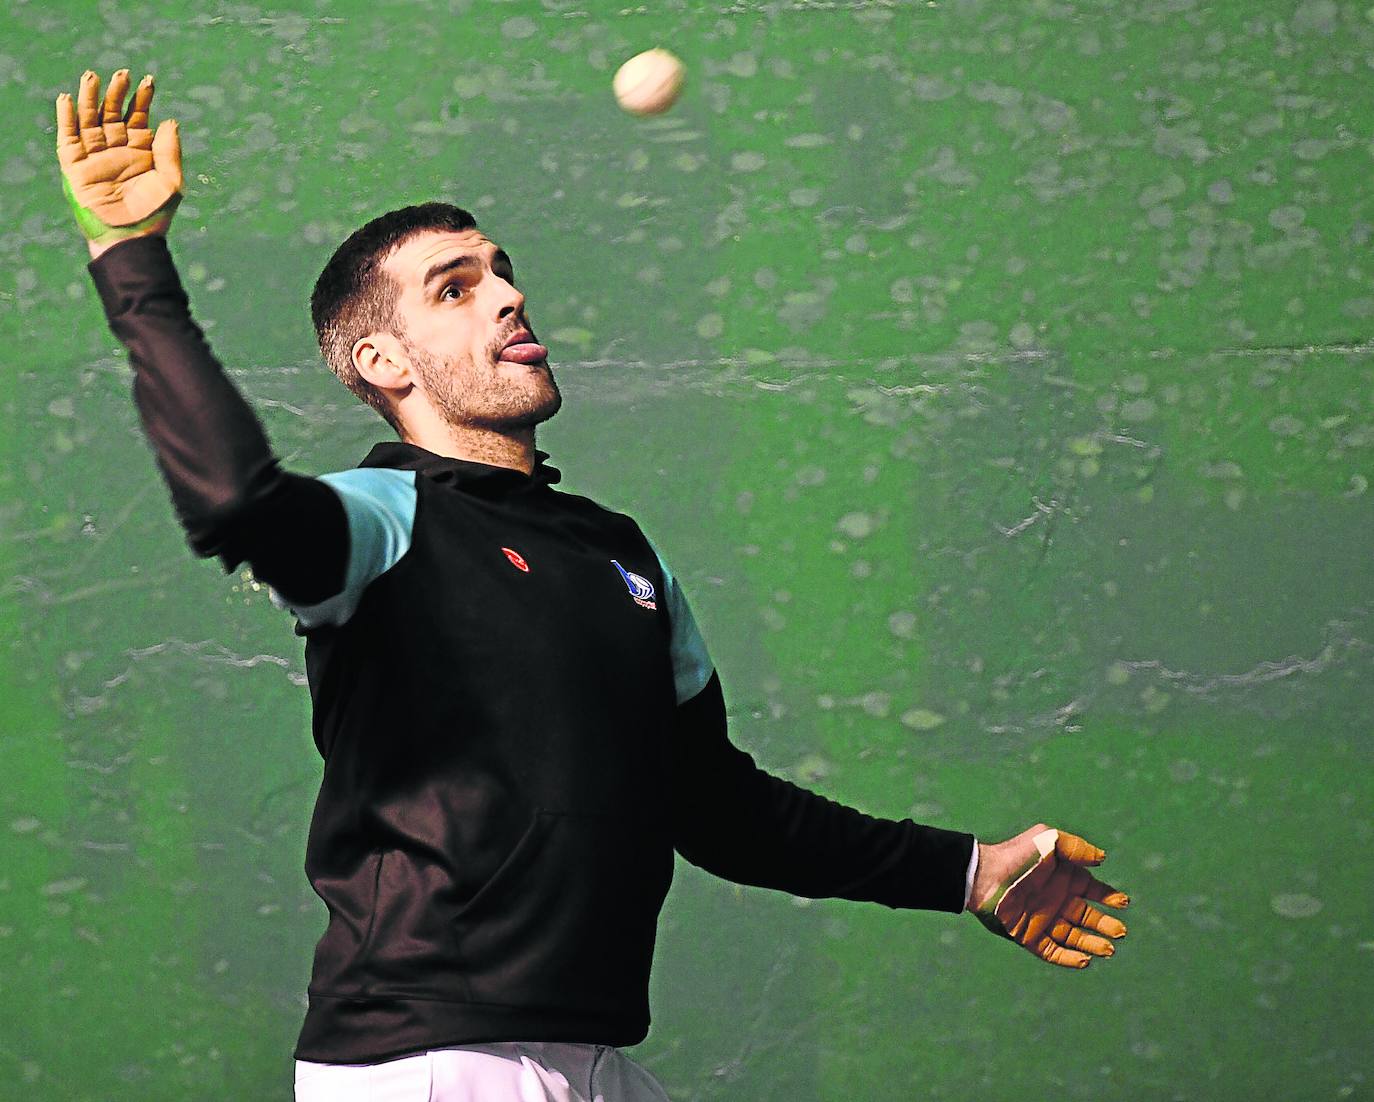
[408, 340, 562, 433]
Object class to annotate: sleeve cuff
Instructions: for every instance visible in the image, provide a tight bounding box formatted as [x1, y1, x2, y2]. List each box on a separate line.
[86, 233, 183, 318]
[963, 838, 980, 911]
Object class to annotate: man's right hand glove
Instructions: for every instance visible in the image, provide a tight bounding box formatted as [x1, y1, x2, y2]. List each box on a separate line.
[971, 825, 1130, 969]
[56, 69, 183, 253]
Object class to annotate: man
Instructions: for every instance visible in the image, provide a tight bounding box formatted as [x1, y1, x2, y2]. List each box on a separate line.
[56, 69, 1130, 1101]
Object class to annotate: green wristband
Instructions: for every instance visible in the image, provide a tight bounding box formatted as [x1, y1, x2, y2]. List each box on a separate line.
[61, 171, 177, 244]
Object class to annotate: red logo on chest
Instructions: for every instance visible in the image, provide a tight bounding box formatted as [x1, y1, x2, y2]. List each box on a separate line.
[501, 547, 530, 572]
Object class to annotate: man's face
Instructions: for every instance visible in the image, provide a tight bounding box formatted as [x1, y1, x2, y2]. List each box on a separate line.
[379, 228, 561, 433]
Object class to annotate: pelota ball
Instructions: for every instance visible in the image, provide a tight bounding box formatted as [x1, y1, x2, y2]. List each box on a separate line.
[613, 48, 685, 116]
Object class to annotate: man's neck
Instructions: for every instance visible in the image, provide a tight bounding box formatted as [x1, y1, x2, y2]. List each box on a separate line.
[400, 423, 537, 476]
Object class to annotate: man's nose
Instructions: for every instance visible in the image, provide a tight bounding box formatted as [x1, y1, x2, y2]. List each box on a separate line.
[494, 278, 525, 322]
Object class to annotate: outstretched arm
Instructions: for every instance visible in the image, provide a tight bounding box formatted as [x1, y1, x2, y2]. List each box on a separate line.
[646, 536, 977, 913]
[670, 669, 978, 912]
[652, 537, 1132, 963]
[57, 68, 352, 611]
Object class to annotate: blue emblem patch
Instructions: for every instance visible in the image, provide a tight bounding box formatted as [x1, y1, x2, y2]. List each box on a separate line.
[611, 560, 657, 610]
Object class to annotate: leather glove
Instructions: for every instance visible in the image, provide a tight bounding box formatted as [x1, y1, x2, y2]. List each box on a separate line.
[974, 827, 1130, 968]
[56, 69, 183, 248]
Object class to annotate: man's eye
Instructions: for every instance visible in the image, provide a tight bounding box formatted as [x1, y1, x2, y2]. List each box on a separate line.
[441, 283, 463, 301]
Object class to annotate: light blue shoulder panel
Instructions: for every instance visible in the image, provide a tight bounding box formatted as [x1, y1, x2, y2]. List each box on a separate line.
[268, 468, 418, 629]
[643, 532, 715, 705]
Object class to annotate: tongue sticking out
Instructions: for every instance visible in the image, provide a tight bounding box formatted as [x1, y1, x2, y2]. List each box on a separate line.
[500, 342, 548, 364]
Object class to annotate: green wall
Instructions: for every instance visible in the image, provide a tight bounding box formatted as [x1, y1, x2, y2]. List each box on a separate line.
[2, 1, 1371, 1098]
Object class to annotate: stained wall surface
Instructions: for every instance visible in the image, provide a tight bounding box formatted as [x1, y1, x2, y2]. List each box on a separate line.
[2, 1, 1372, 1099]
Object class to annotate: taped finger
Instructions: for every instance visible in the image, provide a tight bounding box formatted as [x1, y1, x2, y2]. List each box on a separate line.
[1072, 901, 1128, 940]
[77, 71, 107, 154]
[101, 70, 131, 145]
[1055, 830, 1106, 866]
[125, 76, 154, 130]
[102, 70, 130, 123]
[1034, 936, 1092, 969]
[1051, 918, 1116, 958]
[56, 94, 83, 163]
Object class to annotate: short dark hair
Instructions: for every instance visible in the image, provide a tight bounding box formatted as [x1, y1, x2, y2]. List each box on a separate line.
[311, 202, 479, 434]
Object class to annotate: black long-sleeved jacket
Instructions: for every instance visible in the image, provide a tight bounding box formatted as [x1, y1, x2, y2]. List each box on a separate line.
[87, 233, 978, 1065]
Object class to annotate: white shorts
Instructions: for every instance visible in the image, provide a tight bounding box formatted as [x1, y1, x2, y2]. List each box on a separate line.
[293, 1041, 671, 1102]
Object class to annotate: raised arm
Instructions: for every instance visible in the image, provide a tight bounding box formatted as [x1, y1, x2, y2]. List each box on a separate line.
[56, 69, 353, 611]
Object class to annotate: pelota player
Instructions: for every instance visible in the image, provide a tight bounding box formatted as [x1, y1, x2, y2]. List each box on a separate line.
[54, 69, 1130, 1102]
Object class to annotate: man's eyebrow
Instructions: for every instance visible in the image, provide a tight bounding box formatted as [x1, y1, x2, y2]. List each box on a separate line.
[421, 249, 514, 291]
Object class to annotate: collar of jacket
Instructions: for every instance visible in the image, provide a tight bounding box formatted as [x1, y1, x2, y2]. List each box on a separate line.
[356, 440, 563, 489]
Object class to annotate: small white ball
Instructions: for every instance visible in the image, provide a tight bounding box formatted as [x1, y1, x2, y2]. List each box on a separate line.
[613, 48, 685, 116]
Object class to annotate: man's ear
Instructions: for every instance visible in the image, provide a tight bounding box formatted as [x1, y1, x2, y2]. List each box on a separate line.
[354, 332, 415, 397]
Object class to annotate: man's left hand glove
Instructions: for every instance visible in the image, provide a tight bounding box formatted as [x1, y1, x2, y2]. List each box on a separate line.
[972, 826, 1130, 969]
